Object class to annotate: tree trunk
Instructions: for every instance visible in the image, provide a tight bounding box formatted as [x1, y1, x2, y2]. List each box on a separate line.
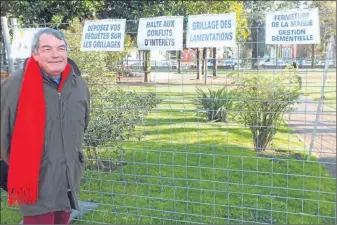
[204, 48, 208, 80]
[201, 48, 205, 76]
[202, 47, 208, 76]
[196, 48, 201, 80]
[213, 47, 217, 76]
[252, 127, 274, 152]
[311, 44, 315, 68]
[86, 147, 93, 169]
[138, 50, 142, 71]
[251, 20, 258, 70]
[254, 134, 266, 152]
[93, 147, 105, 170]
[85, 146, 105, 170]
[144, 50, 151, 82]
[177, 51, 182, 73]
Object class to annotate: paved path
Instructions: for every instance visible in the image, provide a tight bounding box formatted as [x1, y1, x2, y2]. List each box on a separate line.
[285, 95, 336, 177]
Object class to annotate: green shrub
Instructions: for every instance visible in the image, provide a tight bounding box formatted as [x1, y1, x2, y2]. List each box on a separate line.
[194, 86, 233, 122]
[233, 72, 301, 152]
[84, 87, 161, 170]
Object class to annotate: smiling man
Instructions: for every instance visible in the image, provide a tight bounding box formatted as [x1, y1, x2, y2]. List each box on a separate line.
[1, 28, 90, 224]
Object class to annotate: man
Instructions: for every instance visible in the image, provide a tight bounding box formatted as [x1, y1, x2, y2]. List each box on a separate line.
[1, 28, 90, 224]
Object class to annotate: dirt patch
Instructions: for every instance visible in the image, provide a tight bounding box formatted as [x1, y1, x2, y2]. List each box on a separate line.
[86, 159, 128, 172]
[118, 74, 236, 85]
[257, 149, 306, 162]
[300, 74, 336, 82]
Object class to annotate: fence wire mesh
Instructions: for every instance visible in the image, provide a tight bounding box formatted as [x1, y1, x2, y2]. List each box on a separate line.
[1, 11, 336, 225]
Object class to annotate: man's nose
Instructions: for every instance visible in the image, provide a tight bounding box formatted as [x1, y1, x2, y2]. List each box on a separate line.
[50, 49, 61, 57]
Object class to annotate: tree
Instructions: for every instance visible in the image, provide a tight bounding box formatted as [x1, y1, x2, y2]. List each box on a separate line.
[1, 0, 104, 25]
[98, 0, 147, 41]
[99, 0, 144, 20]
[244, 1, 303, 69]
[310, 1, 336, 66]
[243, 1, 275, 69]
[314, 1, 336, 50]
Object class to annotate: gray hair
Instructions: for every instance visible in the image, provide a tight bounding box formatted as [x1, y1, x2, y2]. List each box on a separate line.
[31, 28, 69, 54]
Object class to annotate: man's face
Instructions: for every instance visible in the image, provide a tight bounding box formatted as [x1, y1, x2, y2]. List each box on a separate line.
[32, 33, 68, 77]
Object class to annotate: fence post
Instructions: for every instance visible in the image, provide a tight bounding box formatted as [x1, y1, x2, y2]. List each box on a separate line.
[10, 18, 18, 35]
[10, 18, 19, 71]
[307, 36, 335, 160]
[1, 17, 15, 74]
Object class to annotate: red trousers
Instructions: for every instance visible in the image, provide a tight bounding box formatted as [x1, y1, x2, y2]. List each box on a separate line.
[23, 211, 70, 224]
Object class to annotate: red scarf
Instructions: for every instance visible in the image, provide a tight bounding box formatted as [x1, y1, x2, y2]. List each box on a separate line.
[8, 57, 71, 206]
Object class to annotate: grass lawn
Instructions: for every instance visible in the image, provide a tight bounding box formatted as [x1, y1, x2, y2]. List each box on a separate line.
[1, 84, 336, 224]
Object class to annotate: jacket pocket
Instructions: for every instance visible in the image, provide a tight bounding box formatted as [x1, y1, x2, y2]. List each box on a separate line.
[66, 98, 86, 128]
[78, 150, 87, 163]
[75, 150, 86, 189]
[38, 157, 52, 199]
[77, 149, 87, 173]
[41, 125, 51, 163]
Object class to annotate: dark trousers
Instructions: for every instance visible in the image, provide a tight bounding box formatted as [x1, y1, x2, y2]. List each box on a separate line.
[23, 211, 70, 224]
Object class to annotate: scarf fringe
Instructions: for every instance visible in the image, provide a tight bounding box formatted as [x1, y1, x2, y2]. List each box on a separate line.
[8, 186, 38, 206]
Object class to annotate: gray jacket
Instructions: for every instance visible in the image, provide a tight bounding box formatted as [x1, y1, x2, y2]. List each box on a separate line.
[1, 59, 90, 216]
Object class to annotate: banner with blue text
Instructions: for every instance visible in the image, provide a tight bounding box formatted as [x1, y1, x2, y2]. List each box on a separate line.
[186, 13, 236, 48]
[80, 19, 126, 51]
[265, 8, 320, 44]
[137, 16, 184, 51]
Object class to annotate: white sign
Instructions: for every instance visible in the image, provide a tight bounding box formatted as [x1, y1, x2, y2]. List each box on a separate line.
[11, 28, 41, 59]
[137, 16, 184, 51]
[265, 8, 320, 44]
[186, 13, 236, 48]
[81, 19, 126, 51]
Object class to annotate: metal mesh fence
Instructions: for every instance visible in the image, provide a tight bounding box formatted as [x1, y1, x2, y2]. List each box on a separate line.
[1, 11, 336, 224]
